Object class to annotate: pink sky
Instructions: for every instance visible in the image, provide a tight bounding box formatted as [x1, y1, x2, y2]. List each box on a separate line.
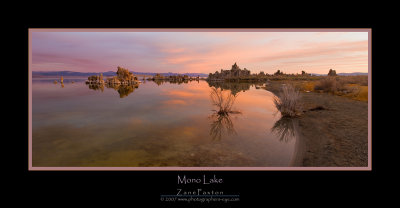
[31, 30, 369, 74]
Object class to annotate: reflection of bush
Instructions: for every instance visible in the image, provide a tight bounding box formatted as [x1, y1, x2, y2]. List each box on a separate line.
[209, 113, 238, 141]
[209, 87, 241, 140]
[271, 116, 298, 143]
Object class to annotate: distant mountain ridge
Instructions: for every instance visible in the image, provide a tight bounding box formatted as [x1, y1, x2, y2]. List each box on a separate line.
[337, 72, 368, 76]
[309, 72, 368, 76]
[32, 71, 209, 77]
[32, 71, 368, 78]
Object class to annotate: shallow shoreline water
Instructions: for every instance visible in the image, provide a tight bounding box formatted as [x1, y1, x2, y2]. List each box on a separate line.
[32, 79, 299, 167]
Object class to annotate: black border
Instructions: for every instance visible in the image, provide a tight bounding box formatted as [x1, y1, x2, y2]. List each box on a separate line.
[14, 10, 383, 205]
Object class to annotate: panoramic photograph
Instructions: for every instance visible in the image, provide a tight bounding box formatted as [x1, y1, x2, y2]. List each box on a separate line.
[29, 29, 370, 170]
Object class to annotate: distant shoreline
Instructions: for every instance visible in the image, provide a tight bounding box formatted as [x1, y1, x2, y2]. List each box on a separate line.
[32, 71, 209, 78]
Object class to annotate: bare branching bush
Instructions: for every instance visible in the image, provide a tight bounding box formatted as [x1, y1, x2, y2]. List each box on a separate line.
[209, 87, 241, 140]
[273, 84, 302, 117]
[210, 87, 238, 115]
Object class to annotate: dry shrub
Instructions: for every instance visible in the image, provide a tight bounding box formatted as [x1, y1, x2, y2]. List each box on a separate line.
[315, 77, 335, 92]
[345, 85, 368, 101]
[209, 87, 241, 140]
[310, 75, 368, 101]
[344, 84, 361, 94]
[302, 81, 315, 91]
[210, 87, 238, 115]
[314, 77, 346, 93]
[273, 84, 302, 117]
[355, 86, 368, 101]
[338, 75, 368, 86]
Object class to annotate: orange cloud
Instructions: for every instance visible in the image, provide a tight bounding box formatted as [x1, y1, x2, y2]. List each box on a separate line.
[32, 31, 369, 75]
[162, 99, 188, 105]
[161, 38, 368, 74]
[163, 90, 195, 98]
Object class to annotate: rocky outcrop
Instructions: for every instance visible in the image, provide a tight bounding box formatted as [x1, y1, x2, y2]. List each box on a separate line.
[86, 67, 140, 98]
[86, 74, 105, 84]
[151, 73, 200, 82]
[85, 66, 139, 85]
[208, 62, 251, 80]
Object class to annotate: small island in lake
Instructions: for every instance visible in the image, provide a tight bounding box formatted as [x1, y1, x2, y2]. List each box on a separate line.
[207, 62, 316, 81]
[149, 73, 201, 82]
[208, 62, 250, 81]
[85, 66, 140, 98]
[86, 66, 139, 85]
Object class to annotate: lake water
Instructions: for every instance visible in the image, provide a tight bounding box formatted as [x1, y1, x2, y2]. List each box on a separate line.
[32, 78, 298, 167]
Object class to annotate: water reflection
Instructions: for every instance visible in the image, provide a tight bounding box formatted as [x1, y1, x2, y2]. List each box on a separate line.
[271, 116, 298, 143]
[86, 83, 139, 98]
[116, 85, 138, 98]
[207, 81, 265, 95]
[208, 87, 241, 140]
[271, 116, 304, 166]
[33, 78, 298, 167]
[153, 79, 198, 86]
[88, 83, 104, 92]
[33, 78, 87, 84]
[209, 112, 240, 140]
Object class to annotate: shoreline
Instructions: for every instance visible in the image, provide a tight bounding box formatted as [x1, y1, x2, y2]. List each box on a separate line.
[267, 81, 368, 167]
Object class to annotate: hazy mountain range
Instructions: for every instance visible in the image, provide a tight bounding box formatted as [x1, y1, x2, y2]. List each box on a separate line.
[32, 71, 368, 78]
[310, 72, 368, 76]
[32, 71, 209, 78]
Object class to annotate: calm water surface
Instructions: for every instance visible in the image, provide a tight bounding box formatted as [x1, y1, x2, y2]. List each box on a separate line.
[32, 78, 298, 167]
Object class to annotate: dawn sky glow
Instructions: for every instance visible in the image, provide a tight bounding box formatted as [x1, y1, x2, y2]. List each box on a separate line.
[31, 31, 369, 74]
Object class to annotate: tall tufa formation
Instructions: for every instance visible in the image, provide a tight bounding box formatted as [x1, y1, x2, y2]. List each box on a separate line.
[86, 66, 138, 85]
[115, 66, 138, 83]
[328, 69, 337, 76]
[232, 62, 240, 70]
[208, 62, 251, 80]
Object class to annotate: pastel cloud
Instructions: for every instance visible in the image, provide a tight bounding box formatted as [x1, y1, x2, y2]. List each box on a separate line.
[31, 31, 368, 74]
[163, 90, 195, 98]
[162, 99, 188, 105]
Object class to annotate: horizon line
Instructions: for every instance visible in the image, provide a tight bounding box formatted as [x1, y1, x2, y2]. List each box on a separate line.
[31, 70, 369, 74]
